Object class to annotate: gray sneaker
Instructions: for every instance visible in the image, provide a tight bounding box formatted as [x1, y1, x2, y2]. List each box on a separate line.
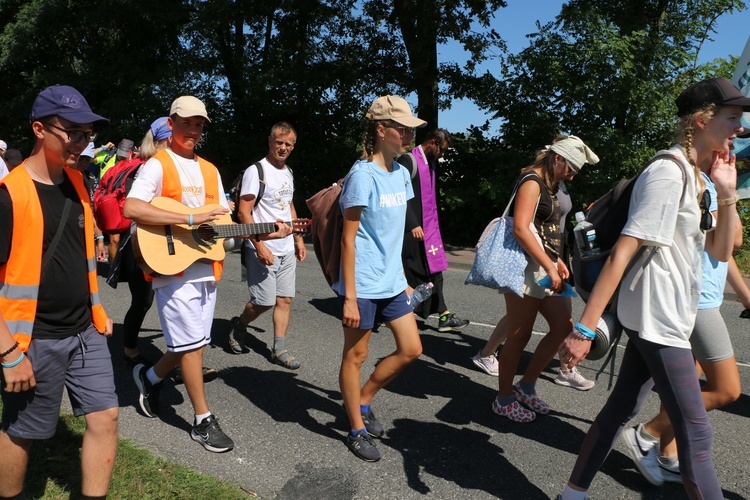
[346, 432, 381, 462]
[227, 317, 247, 354]
[361, 408, 384, 438]
[622, 426, 664, 486]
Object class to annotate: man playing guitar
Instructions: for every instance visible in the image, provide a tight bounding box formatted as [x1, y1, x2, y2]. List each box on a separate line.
[123, 96, 290, 453]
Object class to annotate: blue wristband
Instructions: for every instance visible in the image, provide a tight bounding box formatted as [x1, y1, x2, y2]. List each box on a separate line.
[188, 214, 194, 226]
[1, 351, 25, 368]
[575, 322, 596, 340]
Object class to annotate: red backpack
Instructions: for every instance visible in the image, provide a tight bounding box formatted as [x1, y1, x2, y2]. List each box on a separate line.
[93, 158, 144, 234]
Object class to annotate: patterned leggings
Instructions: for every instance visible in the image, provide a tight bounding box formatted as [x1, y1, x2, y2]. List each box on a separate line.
[568, 328, 722, 499]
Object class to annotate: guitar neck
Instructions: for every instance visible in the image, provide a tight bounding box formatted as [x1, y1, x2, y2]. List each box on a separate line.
[210, 221, 291, 239]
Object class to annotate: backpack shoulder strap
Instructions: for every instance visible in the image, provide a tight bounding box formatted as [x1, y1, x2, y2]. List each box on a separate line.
[397, 152, 418, 180]
[254, 161, 265, 208]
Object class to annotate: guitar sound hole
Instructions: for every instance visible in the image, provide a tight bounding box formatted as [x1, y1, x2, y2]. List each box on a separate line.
[196, 224, 217, 242]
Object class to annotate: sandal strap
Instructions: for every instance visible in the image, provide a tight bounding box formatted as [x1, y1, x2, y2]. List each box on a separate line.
[274, 350, 299, 367]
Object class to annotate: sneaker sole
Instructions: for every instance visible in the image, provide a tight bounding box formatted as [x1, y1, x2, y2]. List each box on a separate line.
[621, 428, 664, 486]
[553, 378, 595, 391]
[132, 366, 157, 418]
[471, 357, 498, 376]
[438, 323, 469, 332]
[190, 431, 234, 453]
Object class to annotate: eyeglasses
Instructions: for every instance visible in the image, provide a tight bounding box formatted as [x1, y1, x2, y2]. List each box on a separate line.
[564, 160, 579, 177]
[44, 123, 96, 144]
[391, 126, 415, 137]
[699, 190, 713, 231]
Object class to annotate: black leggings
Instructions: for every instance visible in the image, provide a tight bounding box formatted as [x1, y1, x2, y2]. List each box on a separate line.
[569, 328, 721, 499]
[120, 241, 154, 350]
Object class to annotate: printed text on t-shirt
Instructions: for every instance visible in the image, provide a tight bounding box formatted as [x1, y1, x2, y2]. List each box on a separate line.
[379, 191, 407, 208]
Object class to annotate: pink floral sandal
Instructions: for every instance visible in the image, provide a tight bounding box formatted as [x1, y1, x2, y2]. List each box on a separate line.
[491, 399, 536, 423]
[513, 383, 550, 414]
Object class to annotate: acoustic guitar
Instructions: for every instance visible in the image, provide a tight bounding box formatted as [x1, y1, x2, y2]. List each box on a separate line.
[133, 197, 311, 276]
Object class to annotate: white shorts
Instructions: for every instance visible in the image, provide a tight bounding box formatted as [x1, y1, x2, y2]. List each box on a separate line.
[155, 281, 216, 352]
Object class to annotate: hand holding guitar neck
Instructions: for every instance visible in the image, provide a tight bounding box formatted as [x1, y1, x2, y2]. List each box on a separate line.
[254, 219, 293, 241]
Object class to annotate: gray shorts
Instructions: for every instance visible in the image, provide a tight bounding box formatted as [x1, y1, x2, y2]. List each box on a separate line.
[690, 307, 734, 363]
[244, 246, 296, 307]
[1, 324, 118, 440]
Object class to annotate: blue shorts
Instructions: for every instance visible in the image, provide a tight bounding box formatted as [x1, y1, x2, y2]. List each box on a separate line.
[338, 291, 413, 330]
[1, 324, 118, 440]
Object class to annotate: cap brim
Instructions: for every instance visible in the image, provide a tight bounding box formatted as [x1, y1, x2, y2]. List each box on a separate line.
[58, 109, 110, 128]
[392, 115, 428, 128]
[724, 96, 750, 112]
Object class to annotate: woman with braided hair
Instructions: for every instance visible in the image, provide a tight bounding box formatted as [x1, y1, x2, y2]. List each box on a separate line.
[556, 77, 749, 500]
[334, 95, 426, 462]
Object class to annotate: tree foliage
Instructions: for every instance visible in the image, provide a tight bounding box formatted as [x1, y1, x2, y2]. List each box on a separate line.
[0, 0, 746, 247]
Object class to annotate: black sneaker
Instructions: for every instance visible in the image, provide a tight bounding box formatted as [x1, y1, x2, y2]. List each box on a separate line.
[227, 317, 247, 354]
[345, 432, 381, 462]
[191, 415, 235, 453]
[438, 312, 470, 332]
[361, 408, 384, 438]
[133, 364, 160, 418]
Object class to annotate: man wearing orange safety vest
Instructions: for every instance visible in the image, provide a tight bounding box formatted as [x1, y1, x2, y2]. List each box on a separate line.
[0, 85, 118, 499]
[124, 96, 291, 453]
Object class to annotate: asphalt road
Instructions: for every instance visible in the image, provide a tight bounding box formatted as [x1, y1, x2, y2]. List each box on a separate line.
[86, 249, 750, 499]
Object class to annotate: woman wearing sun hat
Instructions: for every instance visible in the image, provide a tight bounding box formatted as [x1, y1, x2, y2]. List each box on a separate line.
[335, 95, 426, 462]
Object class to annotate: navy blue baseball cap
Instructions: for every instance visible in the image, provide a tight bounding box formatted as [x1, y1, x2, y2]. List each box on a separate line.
[30, 85, 110, 128]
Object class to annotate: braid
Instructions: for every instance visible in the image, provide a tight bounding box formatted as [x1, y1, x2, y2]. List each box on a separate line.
[360, 120, 379, 160]
[676, 108, 713, 200]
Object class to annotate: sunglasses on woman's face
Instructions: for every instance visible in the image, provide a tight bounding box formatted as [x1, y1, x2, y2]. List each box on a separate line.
[700, 190, 713, 231]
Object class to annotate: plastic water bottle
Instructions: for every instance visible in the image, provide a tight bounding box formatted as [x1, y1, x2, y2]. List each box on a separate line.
[573, 212, 599, 258]
[408, 282, 434, 308]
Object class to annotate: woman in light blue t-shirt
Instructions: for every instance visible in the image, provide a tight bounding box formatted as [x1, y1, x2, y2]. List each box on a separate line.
[335, 95, 426, 463]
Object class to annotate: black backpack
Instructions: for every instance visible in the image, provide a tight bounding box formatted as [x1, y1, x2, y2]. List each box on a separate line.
[572, 153, 684, 302]
[396, 152, 418, 180]
[229, 161, 263, 223]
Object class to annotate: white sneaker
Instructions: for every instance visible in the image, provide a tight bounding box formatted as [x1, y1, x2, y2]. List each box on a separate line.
[471, 350, 498, 376]
[658, 458, 682, 484]
[554, 366, 595, 391]
[622, 426, 664, 486]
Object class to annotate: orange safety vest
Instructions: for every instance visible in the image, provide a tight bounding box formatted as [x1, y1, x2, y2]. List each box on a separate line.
[0, 164, 108, 352]
[149, 149, 223, 280]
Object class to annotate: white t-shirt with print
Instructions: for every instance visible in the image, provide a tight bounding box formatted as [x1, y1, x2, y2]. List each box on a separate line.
[240, 158, 294, 256]
[617, 146, 704, 349]
[0, 158, 8, 180]
[127, 149, 230, 289]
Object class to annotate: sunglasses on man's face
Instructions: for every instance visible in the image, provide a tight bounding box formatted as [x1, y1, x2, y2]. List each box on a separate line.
[699, 190, 713, 231]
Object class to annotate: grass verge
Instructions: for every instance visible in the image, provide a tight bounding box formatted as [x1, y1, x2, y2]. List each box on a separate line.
[0, 400, 253, 499]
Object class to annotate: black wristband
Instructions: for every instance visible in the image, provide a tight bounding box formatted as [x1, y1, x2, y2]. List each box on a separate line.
[0, 341, 19, 358]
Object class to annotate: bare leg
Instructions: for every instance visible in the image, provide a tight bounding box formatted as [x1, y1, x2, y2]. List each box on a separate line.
[480, 316, 509, 357]
[180, 346, 209, 415]
[520, 296, 573, 384]
[646, 356, 740, 458]
[81, 407, 118, 496]
[239, 302, 272, 326]
[0, 431, 30, 497]
[340, 326, 372, 431]
[360, 314, 422, 404]
[497, 293, 541, 397]
[272, 296, 292, 338]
